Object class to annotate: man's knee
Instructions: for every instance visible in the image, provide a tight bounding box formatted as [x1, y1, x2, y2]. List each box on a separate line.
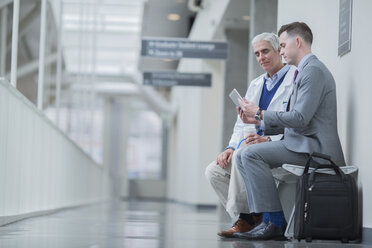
[235, 148, 246, 172]
[205, 161, 226, 183]
[240, 145, 262, 161]
[205, 162, 217, 182]
[236, 145, 262, 173]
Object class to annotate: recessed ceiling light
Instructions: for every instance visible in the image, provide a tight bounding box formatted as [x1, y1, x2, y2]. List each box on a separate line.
[242, 15, 251, 21]
[168, 14, 181, 21]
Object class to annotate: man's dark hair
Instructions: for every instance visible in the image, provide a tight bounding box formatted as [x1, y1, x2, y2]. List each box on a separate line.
[278, 22, 313, 45]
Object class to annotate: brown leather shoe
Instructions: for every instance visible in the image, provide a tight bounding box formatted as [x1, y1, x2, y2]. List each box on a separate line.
[218, 215, 262, 238]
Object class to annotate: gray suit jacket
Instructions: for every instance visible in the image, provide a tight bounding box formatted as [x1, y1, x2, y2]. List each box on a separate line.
[264, 55, 345, 166]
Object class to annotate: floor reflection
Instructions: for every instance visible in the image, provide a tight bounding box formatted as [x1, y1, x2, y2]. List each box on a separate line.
[0, 200, 370, 248]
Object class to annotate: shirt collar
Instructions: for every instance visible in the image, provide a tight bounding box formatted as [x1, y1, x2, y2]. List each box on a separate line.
[297, 53, 313, 72]
[264, 64, 290, 81]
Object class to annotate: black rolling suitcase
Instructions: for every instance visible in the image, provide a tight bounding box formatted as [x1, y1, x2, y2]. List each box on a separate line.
[293, 152, 358, 243]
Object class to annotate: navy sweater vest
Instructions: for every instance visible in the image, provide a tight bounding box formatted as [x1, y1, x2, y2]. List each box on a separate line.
[259, 72, 287, 110]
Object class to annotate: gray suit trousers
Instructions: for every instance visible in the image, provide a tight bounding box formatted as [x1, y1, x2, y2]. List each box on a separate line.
[235, 140, 309, 213]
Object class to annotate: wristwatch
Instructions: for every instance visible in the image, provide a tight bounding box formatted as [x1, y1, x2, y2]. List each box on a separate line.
[225, 146, 235, 151]
[254, 108, 263, 121]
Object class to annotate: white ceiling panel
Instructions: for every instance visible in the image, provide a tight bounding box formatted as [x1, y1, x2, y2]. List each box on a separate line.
[59, 0, 144, 79]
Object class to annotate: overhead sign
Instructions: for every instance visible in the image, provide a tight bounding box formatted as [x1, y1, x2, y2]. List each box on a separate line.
[338, 0, 352, 56]
[141, 38, 228, 60]
[143, 72, 211, 87]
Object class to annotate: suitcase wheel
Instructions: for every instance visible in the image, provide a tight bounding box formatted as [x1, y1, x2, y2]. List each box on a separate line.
[341, 238, 349, 243]
[305, 237, 312, 242]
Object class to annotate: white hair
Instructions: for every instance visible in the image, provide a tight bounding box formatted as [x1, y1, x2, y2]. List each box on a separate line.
[251, 32, 279, 51]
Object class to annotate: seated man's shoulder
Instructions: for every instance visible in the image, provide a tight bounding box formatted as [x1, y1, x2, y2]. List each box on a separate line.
[250, 74, 265, 85]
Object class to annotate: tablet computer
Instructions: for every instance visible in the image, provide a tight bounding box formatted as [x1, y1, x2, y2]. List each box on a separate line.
[229, 88, 244, 107]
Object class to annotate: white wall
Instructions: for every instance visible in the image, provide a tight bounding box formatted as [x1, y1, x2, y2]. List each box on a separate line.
[278, 0, 372, 228]
[0, 79, 111, 225]
[167, 0, 230, 205]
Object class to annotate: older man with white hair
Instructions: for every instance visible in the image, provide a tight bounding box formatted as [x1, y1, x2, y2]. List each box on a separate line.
[205, 32, 296, 237]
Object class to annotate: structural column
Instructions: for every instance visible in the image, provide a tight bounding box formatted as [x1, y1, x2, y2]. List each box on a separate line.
[222, 29, 249, 149]
[1, 7, 7, 76]
[55, 0, 63, 126]
[37, 0, 47, 110]
[247, 0, 278, 83]
[10, 0, 20, 87]
[102, 98, 130, 198]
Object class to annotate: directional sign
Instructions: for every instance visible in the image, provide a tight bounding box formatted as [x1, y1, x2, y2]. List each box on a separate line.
[143, 72, 211, 87]
[141, 38, 228, 60]
[338, 0, 352, 56]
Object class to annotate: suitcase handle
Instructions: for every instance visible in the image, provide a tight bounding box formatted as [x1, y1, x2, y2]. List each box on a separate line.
[309, 164, 346, 183]
[304, 152, 336, 174]
[312, 164, 342, 175]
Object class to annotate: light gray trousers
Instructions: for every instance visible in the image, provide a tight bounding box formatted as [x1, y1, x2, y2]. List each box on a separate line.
[235, 140, 309, 213]
[205, 151, 250, 218]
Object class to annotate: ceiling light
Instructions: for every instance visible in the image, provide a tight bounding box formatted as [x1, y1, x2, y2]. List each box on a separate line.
[104, 16, 140, 24]
[242, 16, 251, 21]
[167, 14, 180, 21]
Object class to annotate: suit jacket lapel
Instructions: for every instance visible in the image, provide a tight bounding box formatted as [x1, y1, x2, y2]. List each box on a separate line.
[290, 83, 299, 110]
[250, 77, 265, 105]
[287, 55, 318, 111]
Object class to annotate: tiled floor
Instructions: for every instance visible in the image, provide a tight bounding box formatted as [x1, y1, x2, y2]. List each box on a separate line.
[0, 200, 370, 248]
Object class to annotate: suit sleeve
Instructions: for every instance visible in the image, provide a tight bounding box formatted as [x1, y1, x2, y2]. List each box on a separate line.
[263, 66, 327, 130]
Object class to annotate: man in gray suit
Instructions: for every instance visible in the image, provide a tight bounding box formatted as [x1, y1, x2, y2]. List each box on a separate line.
[232, 22, 345, 240]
